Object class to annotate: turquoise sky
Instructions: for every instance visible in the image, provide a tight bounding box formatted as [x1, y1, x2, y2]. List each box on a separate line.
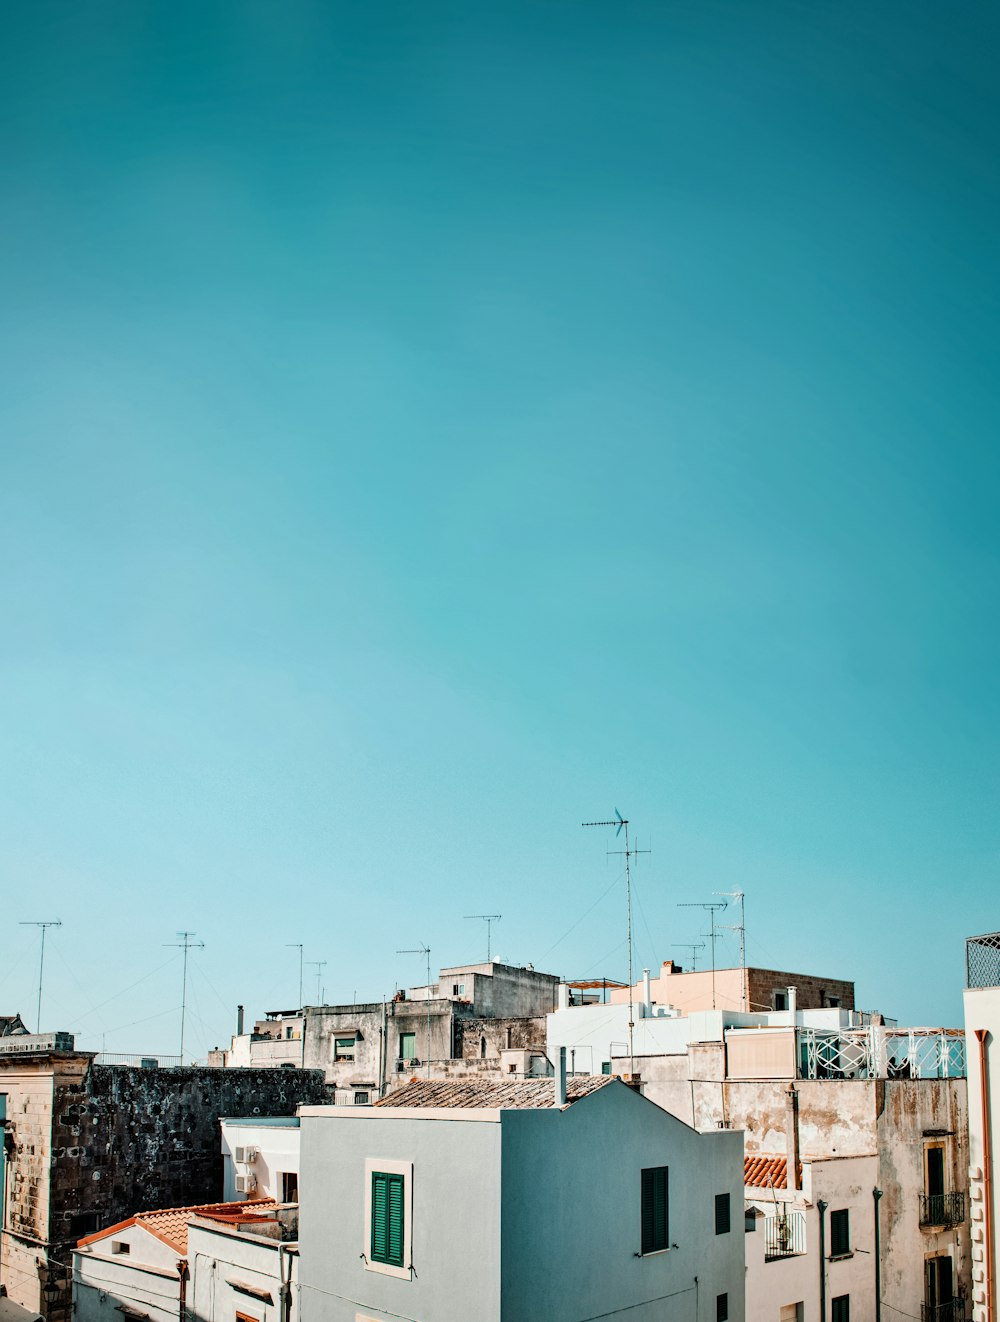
[2, 3, 998, 1057]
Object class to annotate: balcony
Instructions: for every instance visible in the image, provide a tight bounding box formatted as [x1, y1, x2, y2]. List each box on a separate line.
[919, 1191, 965, 1228]
[922, 1302, 966, 1322]
[764, 1211, 806, 1260]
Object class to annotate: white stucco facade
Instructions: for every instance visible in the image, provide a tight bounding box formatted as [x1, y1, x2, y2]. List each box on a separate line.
[222, 1118, 301, 1203]
[964, 983, 1000, 1322]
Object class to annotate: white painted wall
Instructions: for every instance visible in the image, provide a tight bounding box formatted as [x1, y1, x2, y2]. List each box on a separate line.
[188, 1219, 298, 1322]
[222, 1118, 301, 1202]
[73, 1227, 181, 1322]
[965, 985, 1000, 1322]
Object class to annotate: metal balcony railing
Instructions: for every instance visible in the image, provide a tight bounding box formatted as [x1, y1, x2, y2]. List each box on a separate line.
[797, 1028, 966, 1081]
[919, 1191, 966, 1228]
[921, 1301, 966, 1322]
[763, 1211, 806, 1260]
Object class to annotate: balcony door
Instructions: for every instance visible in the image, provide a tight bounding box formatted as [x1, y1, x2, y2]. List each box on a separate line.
[926, 1255, 953, 1312]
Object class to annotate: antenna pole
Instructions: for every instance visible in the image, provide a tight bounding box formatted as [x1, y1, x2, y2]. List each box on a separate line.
[583, 811, 650, 1076]
[464, 914, 502, 963]
[672, 941, 706, 972]
[286, 943, 304, 1008]
[164, 931, 205, 1064]
[306, 961, 327, 1005]
[677, 902, 727, 1009]
[715, 890, 746, 1010]
[20, 921, 62, 1032]
[398, 945, 432, 1078]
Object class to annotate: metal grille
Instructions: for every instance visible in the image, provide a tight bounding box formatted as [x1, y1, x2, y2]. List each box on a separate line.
[763, 1211, 806, 1259]
[922, 1302, 966, 1322]
[919, 1191, 966, 1228]
[967, 932, 1000, 990]
[798, 1029, 965, 1081]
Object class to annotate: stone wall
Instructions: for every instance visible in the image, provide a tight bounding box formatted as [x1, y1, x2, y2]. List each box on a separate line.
[746, 966, 855, 1013]
[455, 1016, 546, 1060]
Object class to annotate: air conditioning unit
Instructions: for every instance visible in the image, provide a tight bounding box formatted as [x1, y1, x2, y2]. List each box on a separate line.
[243, 1147, 259, 1162]
[235, 1174, 256, 1194]
[234, 1146, 258, 1164]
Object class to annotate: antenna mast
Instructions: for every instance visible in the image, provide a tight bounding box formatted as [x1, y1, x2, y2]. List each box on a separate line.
[677, 901, 727, 1009]
[19, 920, 62, 1033]
[582, 810, 649, 1075]
[397, 944, 432, 1079]
[164, 931, 204, 1064]
[672, 941, 706, 971]
[306, 960, 327, 1005]
[464, 914, 502, 963]
[286, 943, 304, 1008]
[715, 890, 746, 1010]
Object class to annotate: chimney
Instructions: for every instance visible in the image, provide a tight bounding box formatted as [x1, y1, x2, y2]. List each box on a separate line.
[557, 983, 570, 1011]
[787, 986, 797, 1022]
[785, 1084, 800, 1191]
[237, 1005, 245, 1036]
[643, 969, 652, 1015]
[554, 1047, 567, 1107]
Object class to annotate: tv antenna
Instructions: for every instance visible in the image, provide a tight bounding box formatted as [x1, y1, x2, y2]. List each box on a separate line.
[715, 890, 746, 1010]
[286, 943, 304, 1008]
[677, 901, 727, 1009]
[19, 920, 62, 1033]
[672, 941, 705, 971]
[397, 944, 432, 1078]
[464, 914, 502, 963]
[306, 960, 327, 1005]
[582, 810, 650, 1073]
[164, 931, 204, 1064]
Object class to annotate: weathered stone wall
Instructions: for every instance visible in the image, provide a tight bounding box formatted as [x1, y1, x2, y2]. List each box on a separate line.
[746, 967, 855, 1012]
[455, 1016, 546, 1060]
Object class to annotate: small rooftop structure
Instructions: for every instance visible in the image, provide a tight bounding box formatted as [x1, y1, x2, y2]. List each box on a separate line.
[376, 1076, 613, 1109]
[77, 1199, 277, 1255]
[0, 1015, 28, 1038]
[966, 930, 1000, 990]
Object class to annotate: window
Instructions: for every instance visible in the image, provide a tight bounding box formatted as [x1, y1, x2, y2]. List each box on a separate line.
[280, 1171, 298, 1202]
[601, 1062, 612, 1075]
[773, 990, 788, 1011]
[641, 1167, 669, 1254]
[506, 1027, 513, 1049]
[715, 1192, 731, 1235]
[371, 1171, 405, 1267]
[716, 1295, 728, 1322]
[399, 1032, 416, 1061]
[830, 1209, 850, 1257]
[70, 1212, 100, 1236]
[480, 1036, 487, 1059]
[827, 996, 841, 1008]
[235, 1312, 259, 1322]
[334, 1037, 355, 1063]
[831, 1296, 850, 1322]
[354, 1091, 370, 1105]
[111, 1241, 130, 1255]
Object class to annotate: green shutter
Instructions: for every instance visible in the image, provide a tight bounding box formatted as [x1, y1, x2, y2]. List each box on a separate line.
[641, 1167, 668, 1253]
[371, 1171, 405, 1268]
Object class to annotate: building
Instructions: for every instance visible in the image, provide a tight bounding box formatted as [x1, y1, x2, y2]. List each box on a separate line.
[220, 1117, 301, 1203]
[72, 1199, 297, 1322]
[964, 930, 1000, 1322]
[609, 960, 855, 1016]
[0, 1033, 326, 1322]
[297, 1061, 745, 1322]
[0, 1021, 28, 1041]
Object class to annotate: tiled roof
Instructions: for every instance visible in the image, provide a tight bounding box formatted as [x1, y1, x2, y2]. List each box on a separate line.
[78, 1200, 276, 1255]
[375, 1076, 614, 1110]
[744, 1155, 801, 1190]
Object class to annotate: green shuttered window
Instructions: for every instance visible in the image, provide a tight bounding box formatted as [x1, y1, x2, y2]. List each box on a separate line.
[371, 1171, 405, 1267]
[641, 1166, 669, 1254]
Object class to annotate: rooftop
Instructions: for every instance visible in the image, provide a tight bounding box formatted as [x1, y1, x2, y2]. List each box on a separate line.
[745, 1155, 799, 1190]
[78, 1200, 277, 1255]
[376, 1076, 613, 1110]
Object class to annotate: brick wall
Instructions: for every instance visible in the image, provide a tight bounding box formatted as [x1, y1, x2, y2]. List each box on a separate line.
[746, 967, 855, 1013]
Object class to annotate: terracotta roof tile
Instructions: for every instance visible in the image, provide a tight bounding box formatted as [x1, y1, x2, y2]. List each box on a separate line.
[375, 1076, 614, 1110]
[744, 1155, 802, 1190]
[79, 1200, 276, 1254]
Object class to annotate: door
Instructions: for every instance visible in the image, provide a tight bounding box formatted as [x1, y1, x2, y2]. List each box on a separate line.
[926, 1256, 953, 1312]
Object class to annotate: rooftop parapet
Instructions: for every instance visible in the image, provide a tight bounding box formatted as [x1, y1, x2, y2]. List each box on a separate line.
[966, 931, 1000, 990]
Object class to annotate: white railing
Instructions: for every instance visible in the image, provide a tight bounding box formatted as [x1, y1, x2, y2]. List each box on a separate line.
[797, 1028, 965, 1080]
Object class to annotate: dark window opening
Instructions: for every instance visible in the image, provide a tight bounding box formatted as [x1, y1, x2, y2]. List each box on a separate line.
[717, 1294, 729, 1322]
[830, 1209, 850, 1257]
[641, 1166, 669, 1254]
[715, 1193, 731, 1235]
[831, 1297, 849, 1322]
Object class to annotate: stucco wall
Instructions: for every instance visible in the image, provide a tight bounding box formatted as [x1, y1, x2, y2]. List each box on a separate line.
[965, 985, 1000, 1322]
[220, 1119, 300, 1202]
[298, 1108, 502, 1322]
[188, 1220, 298, 1322]
[500, 1084, 745, 1322]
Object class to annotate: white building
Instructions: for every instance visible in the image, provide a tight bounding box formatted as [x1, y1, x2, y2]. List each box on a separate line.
[964, 931, 1000, 1322]
[297, 1058, 745, 1322]
[222, 1117, 302, 1203]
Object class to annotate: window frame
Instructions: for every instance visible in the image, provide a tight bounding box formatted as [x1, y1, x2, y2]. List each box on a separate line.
[640, 1166, 669, 1255]
[333, 1036, 356, 1063]
[831, 1296, 850, 1322]
[364, 1158, 413, 1280]
[399, 1032, 417, 1061]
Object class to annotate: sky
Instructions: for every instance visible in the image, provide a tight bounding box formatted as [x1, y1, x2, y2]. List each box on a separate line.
[2, 2, 998, 1059]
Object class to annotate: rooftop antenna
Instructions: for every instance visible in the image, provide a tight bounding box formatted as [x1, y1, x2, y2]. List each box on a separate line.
[19, 920, 62, 1033]
[306, 960, 327, 1005]
[464, 914, 502, 963]
[677, 901, 727, 1009]
[672, 941, 706, 971]
[397, 945, 432, 1079]
[582, 810, 649, 1074]
[715, 890, 746, 1010]
[286, 943, 304, 1009]
[164, 931, 204, 1064]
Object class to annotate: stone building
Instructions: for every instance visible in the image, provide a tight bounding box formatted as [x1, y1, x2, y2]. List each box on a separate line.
[0, 1034, 326, 1322]
[609, 959, 856, 1015]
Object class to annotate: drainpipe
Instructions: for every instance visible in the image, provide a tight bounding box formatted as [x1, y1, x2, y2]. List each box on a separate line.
[378, 1001, 387, 1099]
[975, 1029, 995, 1322]
[787, 986, 797, 1025]
[643, 969, 652, 1018]
[279, 1243, 295, 1322]
[873, 1188, 883, 1322]
[785, 1085, 800, 1192]
[817, 1200, 828, 1322]
[554, 1047, 567, 1107]
[177, 1259, 188, 1322]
